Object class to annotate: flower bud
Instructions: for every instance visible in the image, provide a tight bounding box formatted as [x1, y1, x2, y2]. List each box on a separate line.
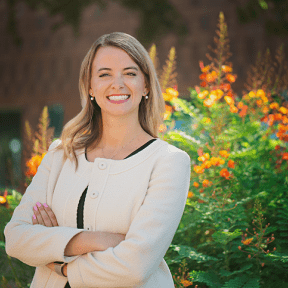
[245, 233, 247, 237]
[248, 255, 251, 258]
[228, 218, 230, 221]
[238, 246, 241, 250]
[274, 247, 276, 251]
[246, 228, 248, 231]
[261, 263, 265, 267]
[267, 250, 269, 253]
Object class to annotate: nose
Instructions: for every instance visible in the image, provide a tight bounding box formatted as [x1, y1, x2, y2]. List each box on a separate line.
[111, 74, 124, 89]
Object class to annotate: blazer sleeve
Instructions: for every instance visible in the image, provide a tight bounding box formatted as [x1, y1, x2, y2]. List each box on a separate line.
[66, 150, 191, 287]
[4, 140, 86, 267]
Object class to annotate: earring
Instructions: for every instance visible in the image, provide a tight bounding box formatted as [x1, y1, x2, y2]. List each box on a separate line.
[145, 95, 148, 99]
[90, 97, 94, 100]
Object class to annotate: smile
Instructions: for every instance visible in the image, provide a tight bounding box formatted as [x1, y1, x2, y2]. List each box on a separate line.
[107, 95, 131, 104]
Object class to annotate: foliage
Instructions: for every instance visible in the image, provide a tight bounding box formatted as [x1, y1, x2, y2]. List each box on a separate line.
[159, 11, 288, 288]
[24, 106, 55, 187]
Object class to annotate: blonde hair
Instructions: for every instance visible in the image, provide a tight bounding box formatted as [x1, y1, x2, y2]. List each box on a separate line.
[52, 32, 166, 171]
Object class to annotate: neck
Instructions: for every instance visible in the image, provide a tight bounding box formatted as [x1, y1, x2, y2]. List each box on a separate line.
[99, 115, 143, 150]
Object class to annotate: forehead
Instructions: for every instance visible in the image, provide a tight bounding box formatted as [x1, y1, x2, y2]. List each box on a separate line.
[92, 46, 138, 68]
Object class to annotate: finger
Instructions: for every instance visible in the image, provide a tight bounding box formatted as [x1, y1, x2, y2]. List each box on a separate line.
[42, 203, 59, 227]
[35, 203, 53, 227]
[32, 214, 38, 225]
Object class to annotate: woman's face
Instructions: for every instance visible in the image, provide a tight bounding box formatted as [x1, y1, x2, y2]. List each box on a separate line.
[89, 46, 149, 117]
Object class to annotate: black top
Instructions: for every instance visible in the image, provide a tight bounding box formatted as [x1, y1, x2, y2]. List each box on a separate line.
[64, 139, 157, 287]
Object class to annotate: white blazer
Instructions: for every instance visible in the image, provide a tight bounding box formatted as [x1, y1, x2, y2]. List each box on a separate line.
[4, 138, 191, 288]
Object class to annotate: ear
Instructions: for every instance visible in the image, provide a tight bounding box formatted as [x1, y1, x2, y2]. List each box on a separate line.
[89, 88, 93, 96]
[143, 87, 149, 96]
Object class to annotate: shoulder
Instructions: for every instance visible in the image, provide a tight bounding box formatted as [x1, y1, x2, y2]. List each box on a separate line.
[155, 139, 191, 164]
[48, 139, 62, 151]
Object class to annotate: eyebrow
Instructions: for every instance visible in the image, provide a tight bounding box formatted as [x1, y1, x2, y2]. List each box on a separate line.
[97, 66, 139, 72]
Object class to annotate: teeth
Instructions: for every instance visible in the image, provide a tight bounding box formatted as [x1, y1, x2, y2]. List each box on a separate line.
[108, 95, 129, 101]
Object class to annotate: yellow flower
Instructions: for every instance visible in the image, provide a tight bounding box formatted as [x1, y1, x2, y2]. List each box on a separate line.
[222, 65, 232, 73]
[0, 196, 6, 204]
[203, 160, 212, 169]
[219, 150, 230, 158]
[166, 87, 179, 98]
[256, 89, 265, 98]
[181, 279, 193, 287]
[202, 65, 210, 73]
[262, 97, 268, 103]
[224, 96, 234, 106]
[198, 90, 209, 99]
[194, 166, 205, 174]
[248, 91, 256, 98]
[242, 238, 253, 245]
[279, 107, 288, 114]
[210, 94, 218, 102]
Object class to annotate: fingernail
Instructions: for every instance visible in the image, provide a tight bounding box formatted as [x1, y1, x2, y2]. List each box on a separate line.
[43, 203, 48, 208]
[34, 206, 38, 211]
[36, 202, 41, 207]
[33, 214, 36, 219]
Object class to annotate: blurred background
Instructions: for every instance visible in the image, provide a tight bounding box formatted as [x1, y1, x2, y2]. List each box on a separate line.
[1, 0, 288, 193]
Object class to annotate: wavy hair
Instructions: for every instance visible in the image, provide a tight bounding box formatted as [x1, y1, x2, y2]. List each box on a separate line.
[52, 32, 166, 171]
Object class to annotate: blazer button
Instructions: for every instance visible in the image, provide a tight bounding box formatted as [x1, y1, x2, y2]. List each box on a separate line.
[98, 161, 107, 170]
[86, 225, 92, 231]
[90, 190, 99, 198]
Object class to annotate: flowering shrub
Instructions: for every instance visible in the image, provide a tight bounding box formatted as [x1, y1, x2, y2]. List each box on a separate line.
[157, 11, 288, 288]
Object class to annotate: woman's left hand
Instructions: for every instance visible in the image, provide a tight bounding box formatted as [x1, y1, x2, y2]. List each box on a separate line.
[32, 202, 60, 272]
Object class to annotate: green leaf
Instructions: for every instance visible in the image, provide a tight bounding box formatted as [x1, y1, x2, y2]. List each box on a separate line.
[212, 229, 242, 245]
[189, 270, 222, 288]
[222, 276, 260, 288]
[169, 244, 218, 263]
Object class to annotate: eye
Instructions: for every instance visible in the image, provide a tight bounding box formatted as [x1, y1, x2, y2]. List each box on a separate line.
[99, 73, 109, 77]
[127, 72, 136, 76]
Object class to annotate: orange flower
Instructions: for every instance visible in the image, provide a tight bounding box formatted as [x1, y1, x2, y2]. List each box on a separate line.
[210, 157, 224, 166]
[200, 81, 208, 87]
[270, 102, 279, 110]
[198, 90, 209, 99]
[282, 116, 288, 124]
[274, 113, 282, 121]
[262, 106, 269, 114]
[275, 145, 281, 150]
[193, 182, 200, 187]
[219, 150, 230, 158]
[201, 63, 210, 73]
[206, 73, 216, 82]
[224, 96, 234, 106]
[194, 166, 205, 174]
[199, 73, 207, 80]
[203, 160, 212, 169]
[199, 189, 204, 193]
[242, 238, 253, 245]
[256, 99, 263, 107]
[237, 101, 244, 109]
[226, 74, 236, 83]
[222, 65, 232, 73]
[213, 89, 224, 99]
[230, 105, 238, 113]
[228, 159, 235, 168]
[220, 83, 231, 92]
[0, 196, 6, 204]
[209, 93, 218, 102]
[220, 168, 230, 179]
[282, 153, 288, 160]
[279, 106, 288, 114]
[202, 179, 210, 187]
[188, 191, 194, 198]
[198, 155, 207, 162]
[181, 279, 193, 287]
[203, 98, 215, 107]
[26, 154, 45, 177]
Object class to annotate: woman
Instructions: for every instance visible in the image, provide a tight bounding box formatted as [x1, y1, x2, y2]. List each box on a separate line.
[4, 32, 191, 288]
